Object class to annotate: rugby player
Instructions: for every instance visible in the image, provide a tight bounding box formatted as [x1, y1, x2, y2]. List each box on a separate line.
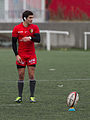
[12, 10, 40, 103]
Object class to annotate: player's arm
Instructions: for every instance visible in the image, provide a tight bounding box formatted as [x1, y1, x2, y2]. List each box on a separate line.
[22, 33, 40, 43]
[12, 26, 18, 56]
[12, 37, 22, 63]
[12, 37, 18, 56]
[31, 33, 40, 43]
[31, 25, 41, 43]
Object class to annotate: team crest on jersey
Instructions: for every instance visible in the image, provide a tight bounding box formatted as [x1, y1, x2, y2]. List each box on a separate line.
[29, 29, 33, 33]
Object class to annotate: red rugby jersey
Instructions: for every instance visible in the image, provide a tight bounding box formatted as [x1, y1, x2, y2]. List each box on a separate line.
[12, 22, 40, 56]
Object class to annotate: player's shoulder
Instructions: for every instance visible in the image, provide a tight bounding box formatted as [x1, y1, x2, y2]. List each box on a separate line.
[13, 23, 22, 30]
[31, 24, 39, 29]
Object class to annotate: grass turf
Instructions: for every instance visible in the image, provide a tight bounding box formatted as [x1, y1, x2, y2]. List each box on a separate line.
[0, 48, 90, 120]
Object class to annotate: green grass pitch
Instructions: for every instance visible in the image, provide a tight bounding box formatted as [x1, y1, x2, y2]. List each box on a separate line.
[0, 48, 90, 120]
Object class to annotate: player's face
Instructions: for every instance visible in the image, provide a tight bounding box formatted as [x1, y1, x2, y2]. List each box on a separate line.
[26, 15, 34, 24]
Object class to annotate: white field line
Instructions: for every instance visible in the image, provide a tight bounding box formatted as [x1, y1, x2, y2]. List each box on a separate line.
[37, 78, 90, 81]
[0, 78, 90, 83]
[0, 104, 21, 107]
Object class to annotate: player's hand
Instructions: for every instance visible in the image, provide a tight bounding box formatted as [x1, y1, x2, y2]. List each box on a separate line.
[21, 36, 31, 42]
[16, 55, 22, 63]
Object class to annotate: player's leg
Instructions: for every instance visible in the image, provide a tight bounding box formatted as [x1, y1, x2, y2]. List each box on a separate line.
[17, 66, 25, 97]
[27, 65, 36, 102]
[15, 66, 25, 103]
[15, 54, 26, 103]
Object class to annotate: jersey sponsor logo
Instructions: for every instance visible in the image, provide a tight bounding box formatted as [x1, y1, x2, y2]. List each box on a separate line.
[25, 31, 28, 33]
[29, 29, 33, 33]
[18, 31, 23, 33]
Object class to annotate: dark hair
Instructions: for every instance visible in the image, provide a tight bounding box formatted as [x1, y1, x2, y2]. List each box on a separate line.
[22, 10, 33, 21]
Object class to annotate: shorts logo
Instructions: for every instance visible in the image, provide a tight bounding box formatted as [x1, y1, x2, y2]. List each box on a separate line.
[29, 29, 33, 33]
[21, 61, 25, 64]
[29, 58, 35, 63]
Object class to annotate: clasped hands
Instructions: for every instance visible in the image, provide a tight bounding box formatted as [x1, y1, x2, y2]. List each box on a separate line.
[20, 36, 31, 42]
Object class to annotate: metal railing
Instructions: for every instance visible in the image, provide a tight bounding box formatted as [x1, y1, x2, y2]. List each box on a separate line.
[0, 30, 69, 50]
[84, 32, 90, 50]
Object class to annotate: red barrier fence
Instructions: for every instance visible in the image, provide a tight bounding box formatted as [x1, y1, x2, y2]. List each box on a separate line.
[46, 0, 90, 20]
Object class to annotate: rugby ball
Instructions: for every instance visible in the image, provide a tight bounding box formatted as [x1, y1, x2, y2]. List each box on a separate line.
[67, 91, 79, 107]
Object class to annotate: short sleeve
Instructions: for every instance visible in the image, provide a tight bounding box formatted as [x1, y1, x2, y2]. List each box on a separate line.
[12, 26, 18, 37]
[34, 25, 40, 34]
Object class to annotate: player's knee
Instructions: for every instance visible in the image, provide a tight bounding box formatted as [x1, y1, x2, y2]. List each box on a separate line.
[19, 72, 24, 80]
[29, 74, 34, 80]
